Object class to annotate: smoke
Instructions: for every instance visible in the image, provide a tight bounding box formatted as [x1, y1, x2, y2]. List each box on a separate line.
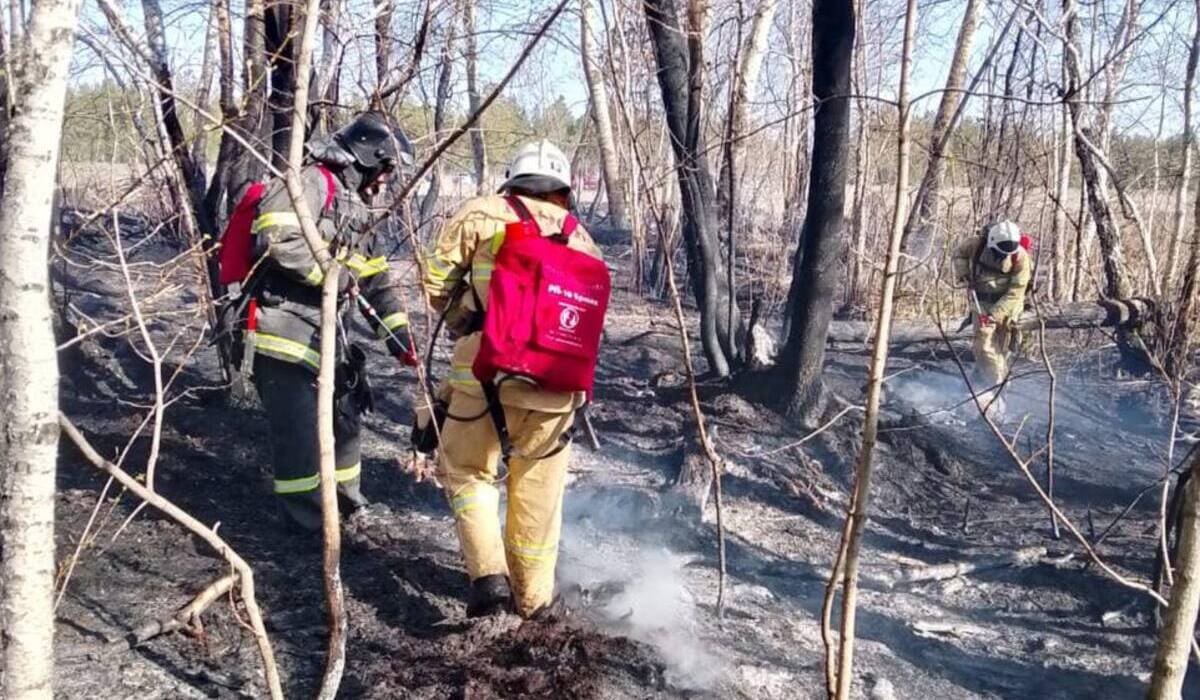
[558, 487, 725, 690]
[889, 371, 974, 424]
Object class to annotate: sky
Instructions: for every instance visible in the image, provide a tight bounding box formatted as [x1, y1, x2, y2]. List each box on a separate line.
[67, 0, 1195, 140]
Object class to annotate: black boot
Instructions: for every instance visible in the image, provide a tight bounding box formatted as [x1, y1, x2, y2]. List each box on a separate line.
[466, 575, 514, 618]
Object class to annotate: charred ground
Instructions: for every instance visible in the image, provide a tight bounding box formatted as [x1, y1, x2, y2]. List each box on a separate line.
[46, 226, 1199, 698]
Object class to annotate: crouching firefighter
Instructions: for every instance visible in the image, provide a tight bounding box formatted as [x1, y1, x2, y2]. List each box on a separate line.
[419, 140, 611, 618]
[217, 111, 418, 532]
[952, 219, 1033, 404]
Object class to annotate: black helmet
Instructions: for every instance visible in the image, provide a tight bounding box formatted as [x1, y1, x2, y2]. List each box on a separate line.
[332, 111, 415, 181]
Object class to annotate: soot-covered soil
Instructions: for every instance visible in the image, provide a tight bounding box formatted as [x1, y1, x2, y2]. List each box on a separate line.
[46, 225, 1199, 698]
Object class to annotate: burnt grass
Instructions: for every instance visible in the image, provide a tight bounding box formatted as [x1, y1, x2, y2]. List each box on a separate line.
[45, 229, 1200, 698]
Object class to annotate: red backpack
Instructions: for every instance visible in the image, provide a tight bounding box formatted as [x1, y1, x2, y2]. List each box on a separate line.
[217, 166, 337, 285]
[472, 196, 611, 399]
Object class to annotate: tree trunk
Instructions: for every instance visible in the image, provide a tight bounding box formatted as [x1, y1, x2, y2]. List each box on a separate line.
[900, 0, 982, 255]
[774, 0, 854, 420]
[1051, 71, 1072, 302]
[418, 17, 458, 230]
[1148, 452, 1200, 699]
[0, 0, 82, 694]
[374, 0, 393, 87]
[315, 0, 342, 133]
[715, 0, 779, 228]
[1164, 3, 1199, 294]
[135, 0, 214, 236]
[1063, 0, 1131, 300]
[191, 3, 218, 175]
[265, 0, 296, 168]
[828, 0, 913, 694]
[581, 0, 629, 231]
[644, 0, 744, 376]
[464, 0, 487, 194]
[1167, 172, 1200, 378]
[201, 0, 240, 228]
[230, 0, 269, 193]
[826, 298, 1157, 345]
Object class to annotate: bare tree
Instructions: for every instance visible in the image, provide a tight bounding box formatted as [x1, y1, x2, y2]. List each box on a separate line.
[716, 0, 779, 228]
[418, 12, 459, 229]
[901, 0, 982, 254]
[1164, 1, 1199, 294]
[464, 0, 487, 194]
[1062, 0, 1131, 300]
[774, 0, 854, 419]
[644, 0, 744, 376]
[581, 0, 629, 230]
[0, 0, 84, 694]
[823, 0, 913, 695]
[1149, 452, 1200, 699]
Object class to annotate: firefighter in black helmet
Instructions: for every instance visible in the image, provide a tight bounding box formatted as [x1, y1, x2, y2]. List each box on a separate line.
[244, 110, 417, 532]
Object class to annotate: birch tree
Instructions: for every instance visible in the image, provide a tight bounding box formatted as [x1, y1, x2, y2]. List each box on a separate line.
[1148, 453, 1200, 699]
[0, 0, 85, 694]
[581, 0, 629, 230]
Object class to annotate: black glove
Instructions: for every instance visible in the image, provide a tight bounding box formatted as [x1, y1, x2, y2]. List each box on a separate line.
[411, 399, 447, 454]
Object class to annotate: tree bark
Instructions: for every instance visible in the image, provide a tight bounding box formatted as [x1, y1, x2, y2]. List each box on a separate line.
[374, 0, 393, 86]
[282, 0, 345, 694]
[900, 0, 982, 255]
[191, 3, 218, 174]
[464, 0, 487, 194]
[1164, 2, 1199, 294]
[0, 0, 82, 694]
[265, 0, 296, 168]
[715, 0, 778, 228]
[775, 0, 854, 420]
[644, 0, 744, 376]
[1148, 452, 1200, 699]
[581, 0, 629, 231]
[826, 298, 1157, 345]
[418, 16, 458, 230]
[1062, 0, 1131, 300]
[201, 0, 240, 227]
[829, 0, 913, 693]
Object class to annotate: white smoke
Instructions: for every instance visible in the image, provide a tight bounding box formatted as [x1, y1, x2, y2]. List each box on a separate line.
[558, 488, 725, 690]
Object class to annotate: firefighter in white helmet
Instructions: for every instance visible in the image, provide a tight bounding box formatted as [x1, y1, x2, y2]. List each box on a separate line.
[419, 140, 604, 618]
[953, 220, 1032, 404]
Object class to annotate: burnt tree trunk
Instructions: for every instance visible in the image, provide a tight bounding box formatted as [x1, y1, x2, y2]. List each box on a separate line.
[774, 0, 854, 420]
[265, 0, 296, 169]
[644, 0, 744, 377]
[418, 17, 458, 231]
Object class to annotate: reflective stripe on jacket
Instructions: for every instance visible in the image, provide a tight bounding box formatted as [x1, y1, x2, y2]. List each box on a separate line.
[248, 165, 411, 371]
[952, 234, 1032, 323]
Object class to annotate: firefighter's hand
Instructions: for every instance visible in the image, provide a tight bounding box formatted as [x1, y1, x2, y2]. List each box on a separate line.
[977, 314, 994, 328]
[398, 452, 441, 487]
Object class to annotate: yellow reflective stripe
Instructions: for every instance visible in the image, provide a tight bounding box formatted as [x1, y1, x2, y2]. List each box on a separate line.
[346, 254, 389, 279]
[448, 364, 478, 389]
[252, 212, 301, 233]
[275, 474, 319, 494]
[304, 264, 324, 286]
[450, 485, 497, 515]
[472, 260, 493, 285]
[274, 464, 359, 495]
[376, 312, 409, 339]
[254, 333, 320, 369]
[489, 229, 506, 255]
[506, 537, 557, 562]
[336, 463, 361, 483]
[425, 255, 456, 282]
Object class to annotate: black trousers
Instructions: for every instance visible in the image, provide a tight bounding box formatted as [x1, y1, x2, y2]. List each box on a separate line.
[253, 356, 368, 531]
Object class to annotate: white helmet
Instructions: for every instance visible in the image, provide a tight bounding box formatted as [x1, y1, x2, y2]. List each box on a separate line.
[500, 139, 572, 194]
[985, 220, 1021, 255]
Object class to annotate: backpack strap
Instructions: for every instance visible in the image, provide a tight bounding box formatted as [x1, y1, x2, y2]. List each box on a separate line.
[316, 165, 337, 212]
[504, 194, 577, 238]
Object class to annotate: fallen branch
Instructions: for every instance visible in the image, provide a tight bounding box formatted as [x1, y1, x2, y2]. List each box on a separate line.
[105, 574, 236, 652]
[871, 546, 1047, 588]
[58, 415, 283, 700]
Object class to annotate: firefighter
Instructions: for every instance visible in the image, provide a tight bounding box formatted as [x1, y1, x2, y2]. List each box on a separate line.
[420, 140, 603, 618]
[952, 220, 1032, 403]
[245, 111, 417, 532]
